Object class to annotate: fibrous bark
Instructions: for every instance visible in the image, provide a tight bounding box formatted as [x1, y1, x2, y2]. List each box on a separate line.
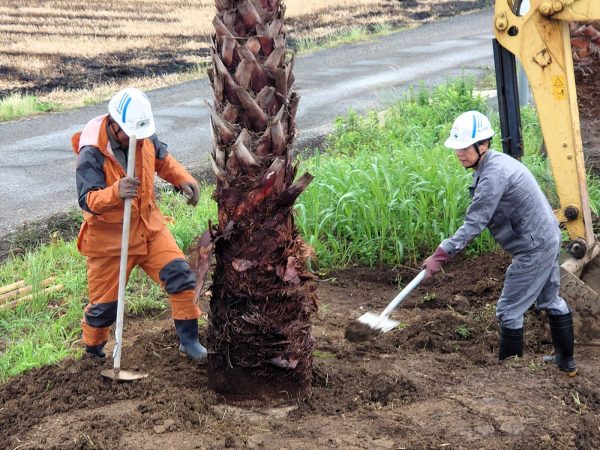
[193, 0, 317, 401]
[571, 22, 600, 75]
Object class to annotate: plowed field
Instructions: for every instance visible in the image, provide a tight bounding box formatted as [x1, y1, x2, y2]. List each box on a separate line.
[0, 0, 491, 99]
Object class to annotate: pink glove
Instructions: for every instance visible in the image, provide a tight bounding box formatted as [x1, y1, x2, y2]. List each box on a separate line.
[422, 247, 450, 279]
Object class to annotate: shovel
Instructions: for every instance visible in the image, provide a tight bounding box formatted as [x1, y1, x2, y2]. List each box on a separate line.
[101, 132, 149, 382]
[346, 269, 426, 342]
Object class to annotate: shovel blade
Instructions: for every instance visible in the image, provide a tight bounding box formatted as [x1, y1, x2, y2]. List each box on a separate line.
[101, 368, 149, 382]
[357, 312, 399, 333]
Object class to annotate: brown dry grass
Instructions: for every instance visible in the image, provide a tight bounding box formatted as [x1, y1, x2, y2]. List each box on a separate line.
[0, 0, 490, 108]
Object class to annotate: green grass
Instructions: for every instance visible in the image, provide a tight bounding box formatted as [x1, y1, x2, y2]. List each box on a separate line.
[0, 93, 61, 121]
[295, 23, 396, 53]
[455, 324, 472, 339]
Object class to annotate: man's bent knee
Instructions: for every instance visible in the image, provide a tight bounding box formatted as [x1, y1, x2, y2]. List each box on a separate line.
[85, 301, 118, 328]
[159, 258, 196, 294]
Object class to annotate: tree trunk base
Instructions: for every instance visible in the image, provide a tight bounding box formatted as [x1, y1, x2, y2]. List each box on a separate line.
[207, 353, 311, 403]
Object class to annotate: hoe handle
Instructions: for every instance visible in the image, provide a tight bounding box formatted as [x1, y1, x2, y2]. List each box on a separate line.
[380, 269, 426, 318]
[113, 135, 137, 371]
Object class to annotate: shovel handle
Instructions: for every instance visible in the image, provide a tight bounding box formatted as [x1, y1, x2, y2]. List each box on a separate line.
[380, 269, 426, 318]
[113, 134, 137, 371]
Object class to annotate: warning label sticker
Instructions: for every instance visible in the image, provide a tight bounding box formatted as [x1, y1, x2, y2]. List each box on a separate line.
[552, 75, 566, 100]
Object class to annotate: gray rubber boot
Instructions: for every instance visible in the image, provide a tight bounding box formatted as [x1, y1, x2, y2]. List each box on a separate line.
[174, 319, 207, 362]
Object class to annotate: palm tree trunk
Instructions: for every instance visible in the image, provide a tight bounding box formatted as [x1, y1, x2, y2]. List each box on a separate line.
[197, 0, 317, 401]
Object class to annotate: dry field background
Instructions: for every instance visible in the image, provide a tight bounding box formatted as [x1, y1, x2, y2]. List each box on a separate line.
[0, 0, 490, 105]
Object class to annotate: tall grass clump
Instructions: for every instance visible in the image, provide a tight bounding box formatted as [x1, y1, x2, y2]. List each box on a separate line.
[297, 78, 580, 268]
[0, 241, 86, 380]
[0, 93, 59, 121]
[296, 79, 495, 268]
[296, 80, 600, 269]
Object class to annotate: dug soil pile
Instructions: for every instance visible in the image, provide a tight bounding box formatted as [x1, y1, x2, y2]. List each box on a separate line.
[1, 252, 599, 449]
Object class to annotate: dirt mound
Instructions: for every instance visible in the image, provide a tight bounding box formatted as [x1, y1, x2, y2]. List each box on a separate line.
[2, 252, 599, 449]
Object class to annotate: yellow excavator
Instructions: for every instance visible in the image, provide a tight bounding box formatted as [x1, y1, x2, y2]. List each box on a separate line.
[493, 0, 600, 341]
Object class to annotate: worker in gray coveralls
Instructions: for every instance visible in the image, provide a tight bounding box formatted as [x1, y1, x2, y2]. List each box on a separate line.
[422, 110, 577, 376]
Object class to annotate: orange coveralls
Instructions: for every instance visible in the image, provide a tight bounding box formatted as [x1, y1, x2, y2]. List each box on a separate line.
[73, 114, 200, 347]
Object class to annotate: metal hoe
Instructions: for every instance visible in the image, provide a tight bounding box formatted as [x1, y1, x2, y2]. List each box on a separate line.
[101, 131, 149, 381]
[357, 269, 427, 333]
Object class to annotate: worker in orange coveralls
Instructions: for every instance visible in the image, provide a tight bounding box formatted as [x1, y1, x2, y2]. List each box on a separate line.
[72, 87, 206, 362]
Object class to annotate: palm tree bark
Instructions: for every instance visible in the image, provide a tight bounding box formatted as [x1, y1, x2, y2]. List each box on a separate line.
[195, 0, 317, 401]
[571, 22, 600, 75]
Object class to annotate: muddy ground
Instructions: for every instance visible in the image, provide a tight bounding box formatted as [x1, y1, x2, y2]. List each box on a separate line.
[1, 252, 600, 450]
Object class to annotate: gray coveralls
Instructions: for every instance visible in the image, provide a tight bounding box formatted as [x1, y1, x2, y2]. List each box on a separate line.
[440, 150, 570, 329]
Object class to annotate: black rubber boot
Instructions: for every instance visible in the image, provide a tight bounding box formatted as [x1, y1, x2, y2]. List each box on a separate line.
[548, 312, 577, 376]
[174, 319, 207, 362]
[85, 342, 107, 358]
[498, 326, 524, 360]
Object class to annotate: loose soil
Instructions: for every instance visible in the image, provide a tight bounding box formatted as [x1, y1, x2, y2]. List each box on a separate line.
[1, 253, 600, 449]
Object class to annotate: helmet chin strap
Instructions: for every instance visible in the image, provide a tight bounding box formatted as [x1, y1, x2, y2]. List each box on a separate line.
[465, 142, 483, 169]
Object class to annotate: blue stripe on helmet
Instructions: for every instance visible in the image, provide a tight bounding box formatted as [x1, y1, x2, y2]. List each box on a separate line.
[121, 96, 132, 123]
[471, 114, 477, 139]
[118, 93, 129, 113]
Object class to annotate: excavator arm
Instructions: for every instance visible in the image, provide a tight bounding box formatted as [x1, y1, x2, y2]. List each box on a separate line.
[494, 0, 600, 277]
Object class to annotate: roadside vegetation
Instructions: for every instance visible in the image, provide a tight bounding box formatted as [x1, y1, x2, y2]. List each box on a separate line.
[295, 22, 395, 54]
[0, 93, 60, 121]
[2, 78, 597, 382]
[0, 0, 491, 121]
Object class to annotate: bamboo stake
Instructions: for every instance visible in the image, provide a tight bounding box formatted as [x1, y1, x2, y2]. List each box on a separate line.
[0, 277, 56, 304]
[0, 280, 26, 295]
[0, 284, 63, 311]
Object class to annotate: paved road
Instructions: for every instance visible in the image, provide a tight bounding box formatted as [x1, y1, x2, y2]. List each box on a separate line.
[0, 8, 494, 236]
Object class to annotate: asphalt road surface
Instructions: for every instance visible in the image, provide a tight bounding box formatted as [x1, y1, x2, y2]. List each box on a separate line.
[0, 8, 494, 236]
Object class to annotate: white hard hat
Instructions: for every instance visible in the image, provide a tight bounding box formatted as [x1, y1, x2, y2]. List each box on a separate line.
[444, 111, 495, 150]
[108, 87, 155, 139]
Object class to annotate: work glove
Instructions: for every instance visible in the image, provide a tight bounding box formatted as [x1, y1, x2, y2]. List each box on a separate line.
[118, 176, 140, 199]
[422, 247, 450, 279]
[181, 181, 200, 206]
